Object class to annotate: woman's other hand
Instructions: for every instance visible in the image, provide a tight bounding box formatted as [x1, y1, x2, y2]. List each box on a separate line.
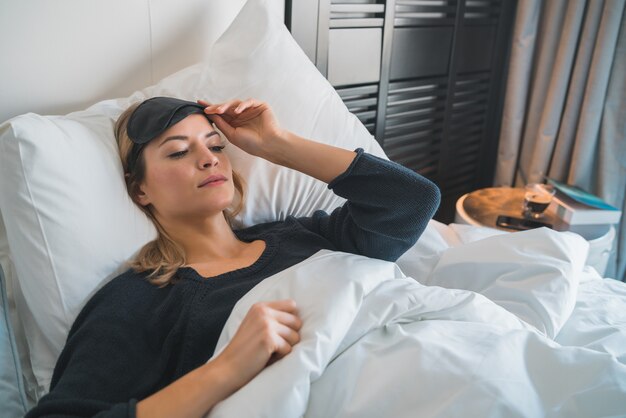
[211, 299, 302, 391]
[198, 98, 284, 159]
[137, 299, 301, 418]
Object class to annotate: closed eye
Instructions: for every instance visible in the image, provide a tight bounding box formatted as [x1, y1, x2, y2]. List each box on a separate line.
[168, 150, 188, 159]
[168, 144, 225, 159]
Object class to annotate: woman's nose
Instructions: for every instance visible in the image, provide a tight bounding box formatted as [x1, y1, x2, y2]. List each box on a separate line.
[199, 149, 219, 169]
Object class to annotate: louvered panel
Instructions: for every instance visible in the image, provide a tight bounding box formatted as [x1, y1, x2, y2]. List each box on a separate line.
[449, 110, 485, 130]
[450, 73, 490, 119]
[453, 78, 490, 95]
[385, 124, 444, 158]
[387, 134, 438, 154]
[287, 0, 517, 223]
[384, 120, 443, 143]
[450, 105, 486, 124]
[446, 143, 481, 170]
[442, 69, 492, 191]
[452, 131, 483, 144]
[451, 90, 489, 108]
[384, 126, 443, 145]
[450, 85, 490, 98]
[450, 113, 484, 137]
[448, 120, 483, 137]
[441, 180, 475, 196]
[452, 97, 488, 114]
[386, 94, 448, 113]
[446, 126, 478, 161]
[452, 94, 489, 110]
[446, 166, 477, 188]
[450, 140, 481, 157]
[387, 79, 447, 106]
[450, 131, 482, 150]
[464, 0, 501, 24]
[444, 162, 478, 187]
[330, 0, 385, 28]
[394, 0, 458, 27]
[382, 77, 446, 176]
[336, 83, 379, 134]
[449, 138, 483, 162]
[337, 84, 379, 97]
[387, 106, 446, 127]
[387, 147, 440, 177]
[387, 81, 447, 108]
[445, 180, 475, 196]
[449, 117, 487, 139]
[385, 116, 444, 132]
[448, 148, 482, 172]
[450, 78, 490, 123]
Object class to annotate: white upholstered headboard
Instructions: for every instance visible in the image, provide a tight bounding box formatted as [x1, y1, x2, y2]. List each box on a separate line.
[0, 0, 284, 123]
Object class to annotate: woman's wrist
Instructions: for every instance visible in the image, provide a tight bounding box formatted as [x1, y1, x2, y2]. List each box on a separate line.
[136, 358, 239, 418]
[204, 355, 243, 396]
[261, 130, 357, 184]
[260, 129, 295, 166]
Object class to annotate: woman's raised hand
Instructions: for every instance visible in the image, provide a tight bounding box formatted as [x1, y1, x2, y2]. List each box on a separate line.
[198, 98, 284, 159]
[198, 98, 358, 184]
[211, 299, 302, 391]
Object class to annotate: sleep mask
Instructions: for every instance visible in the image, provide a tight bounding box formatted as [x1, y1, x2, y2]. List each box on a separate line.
[127, 96, 209, 144]
[125, 96, 212, 174]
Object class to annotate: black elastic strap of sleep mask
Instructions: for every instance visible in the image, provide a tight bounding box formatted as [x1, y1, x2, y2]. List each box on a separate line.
[125, 96, 209, 173]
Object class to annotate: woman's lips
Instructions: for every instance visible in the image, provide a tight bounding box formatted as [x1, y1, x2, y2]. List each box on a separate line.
[201, 179, 226, 187]
[198, 175, 227, 187]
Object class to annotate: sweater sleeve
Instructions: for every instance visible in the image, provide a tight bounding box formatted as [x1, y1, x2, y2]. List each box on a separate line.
[25, 278, 160, 418]
[296, 148, 441, 262]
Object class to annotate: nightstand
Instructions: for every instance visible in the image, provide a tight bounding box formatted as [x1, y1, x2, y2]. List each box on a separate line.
[455, 187, 616, 277]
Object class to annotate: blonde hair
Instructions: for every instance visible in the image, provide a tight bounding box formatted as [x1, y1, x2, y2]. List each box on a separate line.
[115, 102, 246, 286]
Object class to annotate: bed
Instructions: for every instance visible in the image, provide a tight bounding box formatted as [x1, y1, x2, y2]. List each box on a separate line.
[1, 0, 625, 417]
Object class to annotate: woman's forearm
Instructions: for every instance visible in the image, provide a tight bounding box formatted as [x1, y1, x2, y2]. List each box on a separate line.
[136, 359, 237, 418]
[265, 130, 357, 184]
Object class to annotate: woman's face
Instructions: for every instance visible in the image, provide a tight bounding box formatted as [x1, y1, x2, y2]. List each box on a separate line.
[136, 114, 234, 221]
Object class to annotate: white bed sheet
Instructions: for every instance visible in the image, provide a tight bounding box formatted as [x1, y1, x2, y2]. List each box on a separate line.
[413, 222, 626, 360]
[207, 227, 626, 417]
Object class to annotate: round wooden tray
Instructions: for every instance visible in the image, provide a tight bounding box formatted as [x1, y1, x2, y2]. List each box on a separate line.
[462, 187, 559, 231]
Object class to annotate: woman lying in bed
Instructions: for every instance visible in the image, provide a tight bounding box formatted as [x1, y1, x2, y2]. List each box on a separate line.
[26, 96, 441, 418]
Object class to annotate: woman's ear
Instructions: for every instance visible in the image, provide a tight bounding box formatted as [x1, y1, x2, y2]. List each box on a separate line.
[129, 181, 151, 207]
[136, 187, 151, 207]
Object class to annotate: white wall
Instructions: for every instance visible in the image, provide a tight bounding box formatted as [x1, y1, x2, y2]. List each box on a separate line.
[0, 0, 284, 122]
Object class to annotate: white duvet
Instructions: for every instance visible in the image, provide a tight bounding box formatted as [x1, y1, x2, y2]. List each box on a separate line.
[207, 228, 626, 418]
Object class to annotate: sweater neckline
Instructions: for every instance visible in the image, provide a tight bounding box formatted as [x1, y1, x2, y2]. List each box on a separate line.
[176, 232, 278, 283]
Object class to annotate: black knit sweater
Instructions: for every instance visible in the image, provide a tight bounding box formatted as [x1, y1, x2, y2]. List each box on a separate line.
[26, 149, 440, 418]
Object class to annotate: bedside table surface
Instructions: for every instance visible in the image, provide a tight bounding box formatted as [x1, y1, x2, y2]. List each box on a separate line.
[463, 187, 558, 229]
[462, 187, 611, 240]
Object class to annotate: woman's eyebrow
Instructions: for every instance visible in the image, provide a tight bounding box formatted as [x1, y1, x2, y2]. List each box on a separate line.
[158, 130, 219, 147]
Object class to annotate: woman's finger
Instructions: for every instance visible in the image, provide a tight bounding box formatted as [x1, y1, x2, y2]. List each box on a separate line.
[217, 99, 243, 114]
[265, 299, 299, 313]
[234, 98, 260, 113]
[272, 336, 294, 358]
[209, 114, 235, 139]
[271, 309, 303, 331]
[274, 322, 301, 346]
[202, 99, 241, 115]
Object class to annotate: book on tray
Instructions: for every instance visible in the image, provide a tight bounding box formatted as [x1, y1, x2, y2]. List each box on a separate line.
[546, 178, 621, 225]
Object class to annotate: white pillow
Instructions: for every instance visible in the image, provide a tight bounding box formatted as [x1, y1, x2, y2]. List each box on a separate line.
[195, 0, 386, 226]
[0, 0, 386, 395]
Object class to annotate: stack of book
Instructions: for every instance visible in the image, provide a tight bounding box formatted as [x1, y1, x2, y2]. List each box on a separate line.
[546, 178, 621, 226]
